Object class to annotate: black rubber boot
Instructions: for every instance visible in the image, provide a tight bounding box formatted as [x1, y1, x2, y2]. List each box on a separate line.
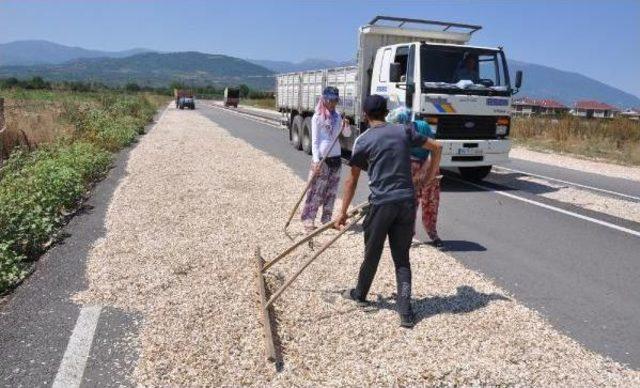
[342, 288, 369, 308]
[399, 310, 415, 328]
[431, 238, 444, 250]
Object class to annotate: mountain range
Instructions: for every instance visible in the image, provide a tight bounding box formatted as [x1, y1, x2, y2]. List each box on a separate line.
[0, 49, 274, 89]
[0, 40, 151, 66]
[1, 40, 638, 108]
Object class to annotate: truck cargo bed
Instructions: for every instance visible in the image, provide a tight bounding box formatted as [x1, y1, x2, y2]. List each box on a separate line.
[276, 66, 358, 117]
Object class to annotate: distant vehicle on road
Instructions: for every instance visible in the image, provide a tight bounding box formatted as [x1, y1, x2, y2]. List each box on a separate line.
[224, 87, 240, 108]
[174, 89, 196, 110]
[178, 96, 196, 110]
[276, 16, 523, 181]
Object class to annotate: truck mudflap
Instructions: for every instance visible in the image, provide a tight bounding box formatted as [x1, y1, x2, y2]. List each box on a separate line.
[439, 139, 511, 168]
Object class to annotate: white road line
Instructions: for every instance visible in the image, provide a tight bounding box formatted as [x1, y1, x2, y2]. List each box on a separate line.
[495, 165, 640, 202]
[448, 176, 640, 238]
[52, 305, 102, 388]
[206, 103, 283, 129]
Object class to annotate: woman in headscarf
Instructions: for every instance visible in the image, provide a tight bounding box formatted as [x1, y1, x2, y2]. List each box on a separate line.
[387, 107, 443, 248]
[300, 86, 351, 232]
[410, 119, 443, 248]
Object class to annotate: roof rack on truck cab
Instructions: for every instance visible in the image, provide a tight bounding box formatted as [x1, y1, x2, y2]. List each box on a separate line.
[368, 15, 482, 34]
[362, 16, 481, 46]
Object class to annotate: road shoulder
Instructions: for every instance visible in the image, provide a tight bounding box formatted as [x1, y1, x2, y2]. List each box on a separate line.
[511, 146, 640, 182]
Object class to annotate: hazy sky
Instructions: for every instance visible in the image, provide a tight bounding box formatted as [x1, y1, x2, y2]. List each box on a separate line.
[1, 0, 639, 97]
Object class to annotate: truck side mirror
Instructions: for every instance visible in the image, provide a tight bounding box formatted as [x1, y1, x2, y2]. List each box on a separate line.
[389, 63, 401, 83]
[515, 70, 523, 89]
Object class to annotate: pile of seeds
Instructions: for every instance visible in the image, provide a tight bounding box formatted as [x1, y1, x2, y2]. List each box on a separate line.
[77, 105, 640, 386]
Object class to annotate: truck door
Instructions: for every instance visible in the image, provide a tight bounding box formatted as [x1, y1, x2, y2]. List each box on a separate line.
[371, 46, 411, 110]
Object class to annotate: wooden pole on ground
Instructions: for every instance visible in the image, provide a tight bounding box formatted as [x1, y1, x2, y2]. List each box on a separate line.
[254, 247, 277, 362]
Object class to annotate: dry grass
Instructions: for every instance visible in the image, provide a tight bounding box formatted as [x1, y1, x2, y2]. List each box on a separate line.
[511, 115, 640, 166]
[0, 91, 168, 159]
[2, 100, 74, 154]
[77, 105, 640, 386]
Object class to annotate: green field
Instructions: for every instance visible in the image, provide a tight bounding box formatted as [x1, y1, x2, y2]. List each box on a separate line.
[0, 88, 166, 293]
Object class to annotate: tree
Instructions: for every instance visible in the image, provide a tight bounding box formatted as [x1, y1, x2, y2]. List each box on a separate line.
[239, 84, 250, 98]
[26, 76, 50, 90]
[125, 82, 141, 92]
[0, 77, 19, 89]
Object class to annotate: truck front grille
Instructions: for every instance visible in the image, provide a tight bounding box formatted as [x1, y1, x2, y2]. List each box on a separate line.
[435, 115, 497, 140]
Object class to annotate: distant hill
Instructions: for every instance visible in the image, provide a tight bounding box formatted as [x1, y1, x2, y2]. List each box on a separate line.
[0, 40, 152, 66]
[247, 58, 355, 73]
[1, 40, 638, 105]
[0, 52, 275, 89]
[508, 60, 640, 109]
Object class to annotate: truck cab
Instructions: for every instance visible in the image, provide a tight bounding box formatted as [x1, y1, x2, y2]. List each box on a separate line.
[276, 16, 523, 182]
[368, 30, 522, 180]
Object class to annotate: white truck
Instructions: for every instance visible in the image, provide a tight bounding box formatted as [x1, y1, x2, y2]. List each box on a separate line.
[276, 16, 522, 181]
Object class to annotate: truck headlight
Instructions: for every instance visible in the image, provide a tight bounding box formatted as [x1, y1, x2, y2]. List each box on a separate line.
[426, 116, 438, 134]
[496, 117, 510, 136]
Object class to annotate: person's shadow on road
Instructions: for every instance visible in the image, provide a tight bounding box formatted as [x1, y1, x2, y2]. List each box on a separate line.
[373, 285, 509, 325]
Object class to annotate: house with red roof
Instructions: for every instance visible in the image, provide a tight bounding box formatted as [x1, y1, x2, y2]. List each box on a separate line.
[571, 100, 620, 119]
[512, 97, 569, 116]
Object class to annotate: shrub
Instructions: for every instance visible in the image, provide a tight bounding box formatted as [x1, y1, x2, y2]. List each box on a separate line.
[0, 90, 163, 293]
[0, 143, 111, 262]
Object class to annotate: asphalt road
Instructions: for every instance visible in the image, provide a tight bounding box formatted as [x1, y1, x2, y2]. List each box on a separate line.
[0, 121, 148, 388]
[199, 103, 640, 369]
[496, 158, 640, 200]
[1, 104, 639, 387]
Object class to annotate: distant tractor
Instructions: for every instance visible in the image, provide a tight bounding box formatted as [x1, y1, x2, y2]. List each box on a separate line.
[224, 87, 240, 108]
[174, 89, 196, 110]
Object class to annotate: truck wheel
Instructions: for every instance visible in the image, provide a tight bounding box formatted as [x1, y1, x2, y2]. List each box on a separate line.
[302, 117, 312, 155]
[291, 115, 303, 150]
[459, 166, 492, 182]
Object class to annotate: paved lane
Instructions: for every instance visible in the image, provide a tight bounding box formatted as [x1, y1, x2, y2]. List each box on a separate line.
[199, 104, 640, 369]
[497, 158, 640, 200]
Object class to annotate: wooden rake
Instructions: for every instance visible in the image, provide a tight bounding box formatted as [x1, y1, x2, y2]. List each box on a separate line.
[255, 201, 369, 363]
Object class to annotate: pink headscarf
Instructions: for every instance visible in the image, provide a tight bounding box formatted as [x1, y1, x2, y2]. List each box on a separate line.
[315, 97, 336, 123]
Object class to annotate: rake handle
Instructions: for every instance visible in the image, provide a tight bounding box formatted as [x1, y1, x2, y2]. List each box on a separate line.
[265, 210, 366, 309]
[264, 201, 369, 272]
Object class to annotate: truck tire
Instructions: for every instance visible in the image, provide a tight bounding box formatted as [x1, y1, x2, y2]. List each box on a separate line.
[459, 166, 492, 182]
[291, 115, 303, 150]
[302, 117, 312, 155]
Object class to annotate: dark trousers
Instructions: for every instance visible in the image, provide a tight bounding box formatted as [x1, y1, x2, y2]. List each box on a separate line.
[354, 199, 416, 314]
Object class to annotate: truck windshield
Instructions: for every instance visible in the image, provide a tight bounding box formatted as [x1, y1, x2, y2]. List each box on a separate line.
[420, 45, 510, 95]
